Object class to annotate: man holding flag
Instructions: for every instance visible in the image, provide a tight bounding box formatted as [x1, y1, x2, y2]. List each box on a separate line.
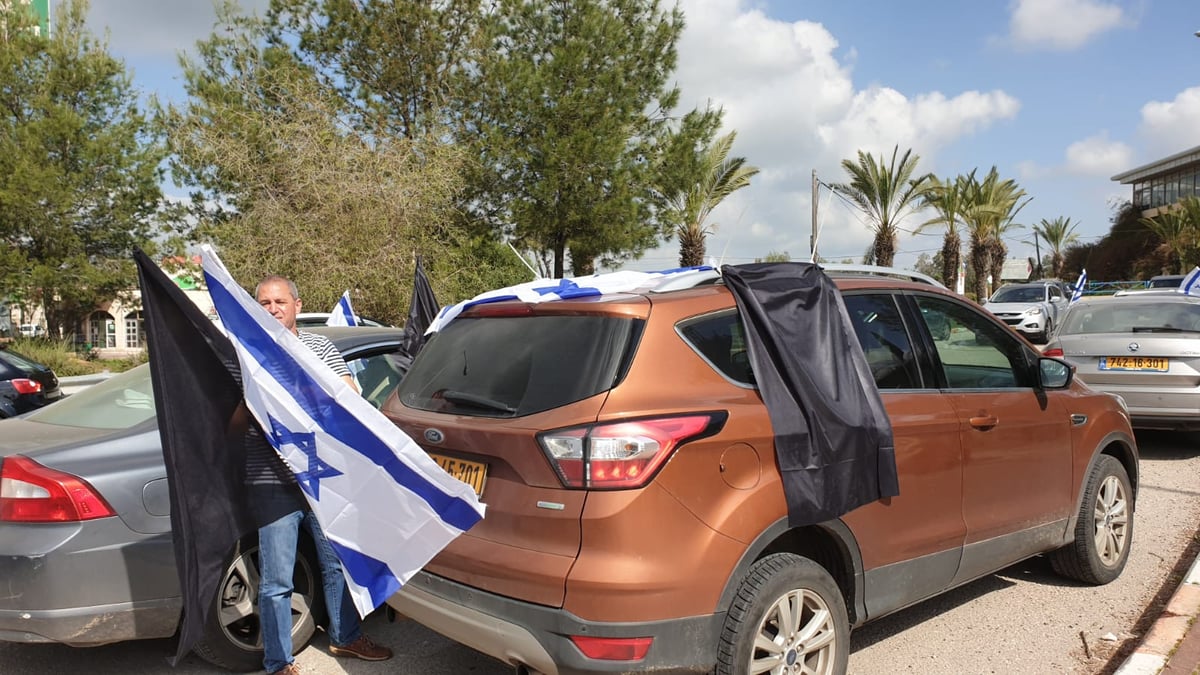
[242, 275, 391, 674]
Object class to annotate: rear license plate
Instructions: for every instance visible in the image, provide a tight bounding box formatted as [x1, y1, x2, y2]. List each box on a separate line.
[430, 453, 487, 496]
[1099, 356, 1169, 372]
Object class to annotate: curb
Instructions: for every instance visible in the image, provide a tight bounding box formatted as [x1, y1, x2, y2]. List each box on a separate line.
[1114, 554, 1200, 675]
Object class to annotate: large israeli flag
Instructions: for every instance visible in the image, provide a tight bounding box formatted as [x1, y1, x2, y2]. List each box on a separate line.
[426, 266, 714, 334]
[326, 290, 358, 327]
[199, 246, 485, 617]
[1181, 266, 1200, 296]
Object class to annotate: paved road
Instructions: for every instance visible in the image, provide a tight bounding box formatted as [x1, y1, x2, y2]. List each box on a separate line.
[3, 431, 1197, 675]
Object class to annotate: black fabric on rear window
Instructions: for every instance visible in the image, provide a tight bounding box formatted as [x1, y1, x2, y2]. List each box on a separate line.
[722, 262, 899, 527]
[398, 314, 637, 417]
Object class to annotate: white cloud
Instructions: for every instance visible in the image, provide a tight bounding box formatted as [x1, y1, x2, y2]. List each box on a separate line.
[1138, 87, 1200, 158]
[661, 0, 1022, 266]
[86, 0, 269, 58]
[1063, 134, 1133, 175]
[1008, 0, 1127, 51]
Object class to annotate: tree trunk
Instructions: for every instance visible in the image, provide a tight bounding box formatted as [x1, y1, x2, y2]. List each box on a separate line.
[678, 223, 706, 267]
[872, 229, 896, 268]
[970, 235, 989, 301]
[988, 239, 1007, 296]
[941, 230, 961, 292]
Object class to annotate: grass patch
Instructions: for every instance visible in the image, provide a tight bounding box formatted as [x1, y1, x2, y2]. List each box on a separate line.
[1, 337, 145, 376]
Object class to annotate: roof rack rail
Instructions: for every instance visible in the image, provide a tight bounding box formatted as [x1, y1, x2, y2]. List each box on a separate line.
[818, 263, 946, 289]
[647, 268, 722, 292]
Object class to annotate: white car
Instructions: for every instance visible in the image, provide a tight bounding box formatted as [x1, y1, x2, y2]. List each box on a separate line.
[982, 281, 1069, 343]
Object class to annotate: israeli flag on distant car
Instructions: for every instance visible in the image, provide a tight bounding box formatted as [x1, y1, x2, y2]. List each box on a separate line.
[199, 246, 485, 617]
[1070, 269, 1088, 304]
[427, 266, 714, 334]
[1181, 267, 1200, 297]
[326, 290, 358, 327]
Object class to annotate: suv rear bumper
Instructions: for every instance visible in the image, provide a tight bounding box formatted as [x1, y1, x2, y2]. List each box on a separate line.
[387, 571, 722, 675]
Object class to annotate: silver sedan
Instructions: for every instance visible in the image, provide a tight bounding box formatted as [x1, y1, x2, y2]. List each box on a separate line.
[1045, 292, 1200, 430]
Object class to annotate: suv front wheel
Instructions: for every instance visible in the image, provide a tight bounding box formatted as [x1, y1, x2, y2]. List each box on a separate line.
[716, 553, 849, 675]
[1051, 455, 1133, 584]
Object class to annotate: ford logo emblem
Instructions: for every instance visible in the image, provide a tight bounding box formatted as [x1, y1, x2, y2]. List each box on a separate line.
[1127, 342, 1140, 353]
[424, 428, 445, 444]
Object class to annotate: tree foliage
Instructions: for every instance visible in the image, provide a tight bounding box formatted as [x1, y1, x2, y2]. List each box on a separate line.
[834, 145, 932, 267]
[1030, 216, 1080, 279]
[0, 0, 165, 336]
[163, 4, 529, 322]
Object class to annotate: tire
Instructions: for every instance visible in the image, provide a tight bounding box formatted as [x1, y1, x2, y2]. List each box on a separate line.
[1050, 455, 1133, 585]
[716, 553, 849, 675]
[192, 534, 324, 671]
[1039, 318, 1053, 344]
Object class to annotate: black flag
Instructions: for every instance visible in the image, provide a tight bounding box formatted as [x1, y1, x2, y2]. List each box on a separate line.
[135, 250, 255, 665]
[401, 255, 439, 358]
[722, 262, 899, 526]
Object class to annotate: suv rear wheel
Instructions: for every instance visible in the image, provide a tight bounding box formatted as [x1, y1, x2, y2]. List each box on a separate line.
[1050, 455, 1132, 584]
[716, 553, 849, 675]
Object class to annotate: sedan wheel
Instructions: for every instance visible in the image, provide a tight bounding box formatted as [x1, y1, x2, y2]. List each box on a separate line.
[1051, 454, 1133, 585]
[192, 536, 323, 671]
[717, 553, 848, 675]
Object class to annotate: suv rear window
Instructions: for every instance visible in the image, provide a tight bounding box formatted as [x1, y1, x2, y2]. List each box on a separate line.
[396, 314, 640, 417]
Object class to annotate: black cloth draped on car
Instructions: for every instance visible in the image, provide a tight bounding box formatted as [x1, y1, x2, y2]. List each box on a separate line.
[722, 262, 899, 527]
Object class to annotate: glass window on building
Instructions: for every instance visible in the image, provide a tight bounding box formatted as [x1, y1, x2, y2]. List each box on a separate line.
[88, 311, 116, 348]
[1151, 180, 1165, 208]
[1166, 173, 1179, 204]
[1181, 172, 1195, 200]
[124, 312, 144, 349]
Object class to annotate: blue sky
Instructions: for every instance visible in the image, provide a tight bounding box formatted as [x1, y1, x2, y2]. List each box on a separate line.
[85, 0, 1200, 274]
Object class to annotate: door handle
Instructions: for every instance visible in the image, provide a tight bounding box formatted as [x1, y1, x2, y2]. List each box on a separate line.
[1070, 413, 1088, 426]
[969, 415, 999, 430]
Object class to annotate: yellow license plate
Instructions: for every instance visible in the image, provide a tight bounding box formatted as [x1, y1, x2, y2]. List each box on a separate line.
[1099, 356, 1169, 372]
[430, 453, 487, 497]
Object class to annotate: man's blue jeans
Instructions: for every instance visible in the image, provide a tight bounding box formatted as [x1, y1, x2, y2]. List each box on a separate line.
[253, 485, 362, 673]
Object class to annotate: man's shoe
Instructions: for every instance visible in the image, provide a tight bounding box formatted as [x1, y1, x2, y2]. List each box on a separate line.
[329, 635, 392, 661]
[269, 664, 301, 675]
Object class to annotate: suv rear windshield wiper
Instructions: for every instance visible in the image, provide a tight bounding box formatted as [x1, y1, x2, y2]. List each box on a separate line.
[441, 390, 517, 414]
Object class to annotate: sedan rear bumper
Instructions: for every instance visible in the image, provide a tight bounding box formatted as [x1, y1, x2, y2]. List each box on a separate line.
[387, 571, 722, 675]
[0, 599, 179, 645]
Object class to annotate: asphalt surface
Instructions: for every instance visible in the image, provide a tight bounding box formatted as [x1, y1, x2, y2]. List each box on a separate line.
[2, 430, 1197, 675]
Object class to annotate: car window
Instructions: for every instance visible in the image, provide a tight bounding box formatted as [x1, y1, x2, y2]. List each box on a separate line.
[915, 295, 1028, 389]
[25, 364, 156, 429]
[678, 310, 754, 385]
[1061, 301, 1200, 334]
[350, 350, 409, 409]
[990, 286, 1042, 303]
[1048, 286, 1064, 300]
[397, 315, 639, 417]
[843, 294, 919, 389]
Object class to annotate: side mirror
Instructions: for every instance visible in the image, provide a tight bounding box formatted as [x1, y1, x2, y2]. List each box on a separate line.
[1038, 357, 1073, 389]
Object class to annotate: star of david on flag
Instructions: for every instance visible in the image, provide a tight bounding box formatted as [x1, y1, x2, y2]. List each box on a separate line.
[200, 245, 485, 617]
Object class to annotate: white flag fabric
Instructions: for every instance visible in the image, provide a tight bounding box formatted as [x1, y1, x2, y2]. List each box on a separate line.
[426, 266, 714, 334]
[1182, 266, 1200, 296]
[1070, 269, 1088, 304]
[326, 290, 358, 327]
[199, 246, 485, 617]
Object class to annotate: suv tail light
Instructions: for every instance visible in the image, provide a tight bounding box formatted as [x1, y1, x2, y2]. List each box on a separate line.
[0, 455, 116, 522]
[539, 413, 725, 489]
[10, 378, 42, 395]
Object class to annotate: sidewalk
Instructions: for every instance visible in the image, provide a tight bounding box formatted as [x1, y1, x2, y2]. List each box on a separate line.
[1114, 552, 1200, 674]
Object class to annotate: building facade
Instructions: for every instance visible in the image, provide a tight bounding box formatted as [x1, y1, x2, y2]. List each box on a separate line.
[1112, 144, 1200, 217]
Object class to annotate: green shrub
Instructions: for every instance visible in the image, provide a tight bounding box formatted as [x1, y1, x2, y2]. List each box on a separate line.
[3, 338, 143, 376]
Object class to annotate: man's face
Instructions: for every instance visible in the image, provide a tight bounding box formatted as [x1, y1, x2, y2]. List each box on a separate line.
[257, 280, 302, 333]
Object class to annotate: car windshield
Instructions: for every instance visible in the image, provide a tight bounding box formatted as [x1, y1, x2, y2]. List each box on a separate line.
[990, 286, 1043, 303]
[1061, 301, 1200, 334]
[24, 364, 156, 430]
[397, 314, 639, 417]
[1148, 277, 1183, 288]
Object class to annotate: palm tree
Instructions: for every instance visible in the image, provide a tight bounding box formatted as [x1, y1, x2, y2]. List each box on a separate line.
[834, 145, 933, 268]
[961, 167, 1029, 298]
[667, 131, 760, 267]
[1031, 216, 1080, 279]
[916, 172, 972, 291]
[1139, 196, 1200, 274]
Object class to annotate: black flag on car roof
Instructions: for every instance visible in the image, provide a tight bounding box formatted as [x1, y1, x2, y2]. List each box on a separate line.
[134, 249, 255, 666]
[401, 254, 439, 359]
[722, 262, 899, 526]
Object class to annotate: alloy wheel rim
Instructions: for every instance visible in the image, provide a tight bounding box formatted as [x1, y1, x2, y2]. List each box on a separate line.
[749, 588, 838, 675]
[1093, 474, 1129, 566]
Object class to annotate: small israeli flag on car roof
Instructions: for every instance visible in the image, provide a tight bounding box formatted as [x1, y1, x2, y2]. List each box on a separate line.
[326, 290, 358, 327]
[1181, 266, 1200, 297]
[1070, 269, 1088, 304]
[200, 246, 485, 617]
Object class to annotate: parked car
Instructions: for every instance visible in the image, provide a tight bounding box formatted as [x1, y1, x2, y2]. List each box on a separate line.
[981, 280, 1069, 343]
[1147, 274, 1185, 289]
[380, 265, 1138, 675]
[17, 324, 47, 338]
[1045, 293, 1200, 431]
[0, 326, 410, 670]
[0, 346, 62, 418]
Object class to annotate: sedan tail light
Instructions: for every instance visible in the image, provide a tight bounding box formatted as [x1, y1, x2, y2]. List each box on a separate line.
[1043, 347, 1065, 357]
[9, 378, 42, 395]
[0, 455, 116, 522]
[539, 413, 726, 489]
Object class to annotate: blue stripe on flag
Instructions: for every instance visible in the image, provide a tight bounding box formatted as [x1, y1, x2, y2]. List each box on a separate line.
[1182, 267, 1200, 296]
[329, 539, 402, 608]
[204, 272, 482, 533]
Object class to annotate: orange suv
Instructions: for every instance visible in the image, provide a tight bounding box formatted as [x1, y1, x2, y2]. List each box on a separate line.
[382, 264, 1137, 675]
